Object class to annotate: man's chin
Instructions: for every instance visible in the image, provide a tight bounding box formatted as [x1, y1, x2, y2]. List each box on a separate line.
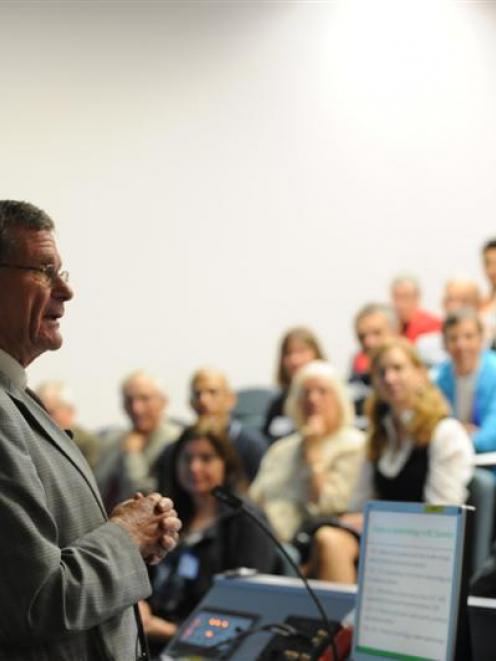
[40, 333, 64, 353]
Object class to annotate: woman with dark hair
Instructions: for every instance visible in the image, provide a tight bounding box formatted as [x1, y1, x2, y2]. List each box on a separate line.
[263, 326, 327, 443]
[310, 338, 473, 584]
[139, 424, 276, 652]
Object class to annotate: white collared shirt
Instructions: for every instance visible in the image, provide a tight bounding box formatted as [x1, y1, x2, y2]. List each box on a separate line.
[0, 348, 27, 389]
[349, 415, 474, 511]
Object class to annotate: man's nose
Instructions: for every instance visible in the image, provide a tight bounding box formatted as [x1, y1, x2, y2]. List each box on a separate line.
[130, 400, 144, 415]
[363, 337, 374, 351]
[54, 277, 74, 301]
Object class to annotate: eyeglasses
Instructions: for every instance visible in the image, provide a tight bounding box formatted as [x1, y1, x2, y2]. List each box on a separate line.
[0, 263, 69, 284]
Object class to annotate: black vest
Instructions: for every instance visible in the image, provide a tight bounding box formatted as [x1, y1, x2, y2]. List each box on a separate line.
[374, 445, 429, 502]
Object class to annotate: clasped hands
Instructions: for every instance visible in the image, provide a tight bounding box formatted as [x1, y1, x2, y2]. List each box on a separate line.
[110, 492, 182, 565]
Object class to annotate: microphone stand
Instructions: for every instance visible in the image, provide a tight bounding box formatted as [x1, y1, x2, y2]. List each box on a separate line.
[212, 486, 341, 661]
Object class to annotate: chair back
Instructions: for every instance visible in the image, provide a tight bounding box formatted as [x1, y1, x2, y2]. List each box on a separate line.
[232, 387, 276, 432]
[467, 468, 496, 577]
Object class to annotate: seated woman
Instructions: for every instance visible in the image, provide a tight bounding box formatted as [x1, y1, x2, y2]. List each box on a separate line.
[140, 424, 276, 653]
[250, 360, 365, 548]
[313, 337, 474, 584]
[263, 326, 327, 444]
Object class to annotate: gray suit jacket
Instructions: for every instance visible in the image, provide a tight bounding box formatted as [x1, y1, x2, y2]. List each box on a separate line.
[0, 371, 151, 661]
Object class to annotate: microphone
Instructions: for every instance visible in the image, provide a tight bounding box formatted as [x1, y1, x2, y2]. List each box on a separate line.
[211, 485, 244, 510]
[211, 486, 341, 660]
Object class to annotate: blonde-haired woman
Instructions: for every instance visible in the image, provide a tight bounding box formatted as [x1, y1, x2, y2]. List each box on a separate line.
[314, 337, 474, 584]
[250, 360, 364, 546]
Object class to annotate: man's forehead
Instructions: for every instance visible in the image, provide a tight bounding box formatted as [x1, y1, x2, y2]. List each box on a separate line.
[8, 228, 58, 258]
[447, 319, 481, 335]
[193, 372, 228, 391]
[358, 312, 391, 331]
[393, 282, 417, 295]
[123, 377, 163, 398]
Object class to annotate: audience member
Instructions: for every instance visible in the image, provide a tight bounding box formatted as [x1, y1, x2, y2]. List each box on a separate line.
[391, 273, 441, 342]
[140, 424, 275, 655]
[479, 238, 496, 347]
[309, 338, 473, 584]
[263, 326, 326, 444]
[95, 370, 182, 512]
[443, 277, 481, 313]
[35, 379, 101, 469]
[191, 367, 268, 480]
[156, 367, 267, 489]
[250, 360, 364, 544]
[416, 276, 482, 370]
[348, 303, 398, 429]
[436, 308, 496, 454]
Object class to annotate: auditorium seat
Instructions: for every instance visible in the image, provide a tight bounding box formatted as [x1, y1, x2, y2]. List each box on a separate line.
[232, 387, 276, 432]
[468, 468, 496, 577]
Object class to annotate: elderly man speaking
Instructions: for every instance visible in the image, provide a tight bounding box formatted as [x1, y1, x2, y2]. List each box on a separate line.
[0, 200, 181, 661]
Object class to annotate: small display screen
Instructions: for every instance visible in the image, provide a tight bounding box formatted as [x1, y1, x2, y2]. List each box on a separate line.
[178, 608, 256, 651]
[353, 502, 467, 661]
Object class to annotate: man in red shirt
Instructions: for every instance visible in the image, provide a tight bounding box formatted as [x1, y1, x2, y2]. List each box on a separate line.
[390, 274, 441, 342]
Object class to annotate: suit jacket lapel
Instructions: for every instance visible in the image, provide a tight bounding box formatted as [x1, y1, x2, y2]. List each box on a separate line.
[5, 379, 107, 518]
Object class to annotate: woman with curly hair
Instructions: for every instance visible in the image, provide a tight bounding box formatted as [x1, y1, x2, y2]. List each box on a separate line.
[311, 337, 474, 584]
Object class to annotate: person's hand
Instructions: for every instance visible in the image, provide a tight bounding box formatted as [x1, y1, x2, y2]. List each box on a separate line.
[340, 512, 364, 533]
[138, 600, 153, 628]
[139, 600, 178, 640]
[141, 493, 182, 565]
[462, 422, 478, 437]
[301, 414, 327, 442]
[121, 432, 147, 453]
[110, 492, 182, 563]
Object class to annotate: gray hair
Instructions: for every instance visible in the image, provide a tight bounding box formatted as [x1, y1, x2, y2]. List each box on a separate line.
[390, 273, 421, 296]
[120, 369, 167, 397]
[442, 307, 483, 337]
[0, 200, 54, 260]
[442, 276, 481, 308]
[354, 302, 399, 333]
[189, 366, 231, 393]
[35, 380, 75, 407]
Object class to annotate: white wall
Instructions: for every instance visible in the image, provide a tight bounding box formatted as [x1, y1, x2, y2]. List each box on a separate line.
[1, 0, 495, 428]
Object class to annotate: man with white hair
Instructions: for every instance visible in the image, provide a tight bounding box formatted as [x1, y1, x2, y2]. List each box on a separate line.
[95, 370, 182, 512]
[35, 379, 101, 469]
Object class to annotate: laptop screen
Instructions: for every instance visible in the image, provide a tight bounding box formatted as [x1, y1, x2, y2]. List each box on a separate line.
[352, 501, 471, 661]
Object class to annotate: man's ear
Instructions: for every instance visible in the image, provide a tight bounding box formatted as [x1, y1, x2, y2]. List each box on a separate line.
[441, 333, 448, 352]
[189, 388, 200, 414]
[227, 390, 237, 412]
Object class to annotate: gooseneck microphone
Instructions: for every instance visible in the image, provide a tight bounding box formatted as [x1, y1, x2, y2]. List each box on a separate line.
[211, 486, 340, 659]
